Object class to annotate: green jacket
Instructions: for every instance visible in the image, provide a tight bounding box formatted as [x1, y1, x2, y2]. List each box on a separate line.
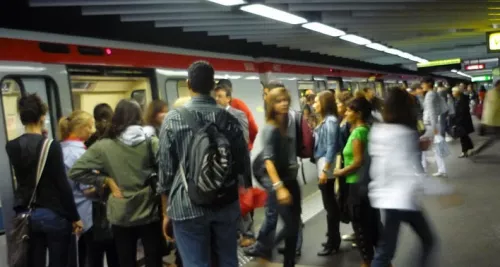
[69, 136, 159, 227]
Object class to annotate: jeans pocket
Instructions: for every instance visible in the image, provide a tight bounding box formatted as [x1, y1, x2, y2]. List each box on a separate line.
[31, 208, 70, 233]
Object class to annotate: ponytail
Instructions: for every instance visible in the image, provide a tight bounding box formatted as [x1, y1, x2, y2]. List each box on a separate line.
[57, 110, 93, 140]
[58, 116, 71, 140]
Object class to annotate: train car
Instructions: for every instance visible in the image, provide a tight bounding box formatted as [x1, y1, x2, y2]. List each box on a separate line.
[0, 28, 421, 241]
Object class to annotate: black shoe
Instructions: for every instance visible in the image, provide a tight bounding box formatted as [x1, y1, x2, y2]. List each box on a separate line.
[317, 245, 339, 256]
[277, 247, 301, 257]
[243, 245, 271, 259]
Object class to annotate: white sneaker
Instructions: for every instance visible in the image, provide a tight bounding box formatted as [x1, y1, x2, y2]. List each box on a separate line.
[433, 172, 447, 177]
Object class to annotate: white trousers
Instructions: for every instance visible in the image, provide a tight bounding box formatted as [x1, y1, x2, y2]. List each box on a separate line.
[435, 153, 447, 174]
[422, 150, 447, 174]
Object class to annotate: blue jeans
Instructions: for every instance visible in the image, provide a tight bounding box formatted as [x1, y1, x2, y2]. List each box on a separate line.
[255, 181, 303, 251]
[372, 209, 436, 267]
[29, 208, 72, 267]
[172, 201, 240, 267]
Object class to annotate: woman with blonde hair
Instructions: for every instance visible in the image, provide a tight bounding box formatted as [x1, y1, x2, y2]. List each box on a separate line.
[59, 110, 100, 267]
[260, 87, 301, 267]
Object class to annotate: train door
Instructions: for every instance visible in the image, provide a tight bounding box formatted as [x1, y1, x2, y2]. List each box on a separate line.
[0, 62, 70, 264]
[67, 66, 159, 116]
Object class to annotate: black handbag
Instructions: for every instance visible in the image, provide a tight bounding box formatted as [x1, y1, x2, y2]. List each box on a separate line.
[8, 138, 52, 267]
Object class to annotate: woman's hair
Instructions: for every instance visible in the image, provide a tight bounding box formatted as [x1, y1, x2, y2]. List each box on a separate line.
[336, 91, 353, 105]
[105, 99, 143, 139]
[265, 87, 290, 131]
[316, 90, 338, 118]
[353, 90, 365, 99]
[382, 89, 417, 129]
[58, 110, 93, 140]
[347, 96, 372, 123]
[173, 97, 191, 108]
[144, 100, 168, 126]
[93, 103, 113, 135]
[17, 93, 48, 125]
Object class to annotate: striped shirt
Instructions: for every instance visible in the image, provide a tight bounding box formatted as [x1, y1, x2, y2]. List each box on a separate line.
[158, 95, 249, 221]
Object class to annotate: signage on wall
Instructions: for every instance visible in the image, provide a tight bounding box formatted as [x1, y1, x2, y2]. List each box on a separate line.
[487, 31, 500, 53]
[416, 58, 461, 72]
[464, 64, 485, 71]
[471, 75, 492, 82]
[416, 58, 461, 68]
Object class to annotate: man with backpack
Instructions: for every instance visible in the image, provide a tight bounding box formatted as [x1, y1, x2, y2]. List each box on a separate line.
[158, 61, 250, 267]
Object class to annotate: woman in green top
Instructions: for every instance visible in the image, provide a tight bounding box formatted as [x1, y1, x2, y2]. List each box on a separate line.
[334, 96, 381, 267]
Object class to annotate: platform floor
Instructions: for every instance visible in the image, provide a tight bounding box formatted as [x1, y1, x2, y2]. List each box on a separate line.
[255, 133, 500, 267]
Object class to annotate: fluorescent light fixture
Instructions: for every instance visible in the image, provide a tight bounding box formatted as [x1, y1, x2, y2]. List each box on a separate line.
[206, 0, 246, 6]
[302, 22, 345, 37]
[385, 48, 403, 55]
[156, 69, 188, 76]
[366, 43, 389, 52]
[245, 76, 260, 80]
[451, 69, 458, 73]
[398, 52, 414, 59]
[339, 34, 371, 45]
[240, 4, 307, 25]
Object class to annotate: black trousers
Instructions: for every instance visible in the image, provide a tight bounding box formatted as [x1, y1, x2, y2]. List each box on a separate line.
[279, 180, 302, 267]
[318, 179, 341, 247]
[349, 190, 382, 262]
[112, 221, 163, 267]
[372, 209, 435, 267]
[460, 134, 474, 153]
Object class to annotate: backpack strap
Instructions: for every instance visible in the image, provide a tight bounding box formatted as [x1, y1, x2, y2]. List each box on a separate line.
[28, 138, 53, 210]
[178, 107, 201, 133]
[145, 137, 157, 169]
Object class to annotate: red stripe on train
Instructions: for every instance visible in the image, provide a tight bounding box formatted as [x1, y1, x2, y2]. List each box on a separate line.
[0, 38, 377, 77]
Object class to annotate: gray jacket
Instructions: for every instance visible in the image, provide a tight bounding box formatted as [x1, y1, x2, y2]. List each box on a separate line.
[227, 106, 249, 144]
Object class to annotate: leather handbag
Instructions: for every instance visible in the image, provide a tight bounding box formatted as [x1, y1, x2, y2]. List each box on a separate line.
[8, 138, 52, 267]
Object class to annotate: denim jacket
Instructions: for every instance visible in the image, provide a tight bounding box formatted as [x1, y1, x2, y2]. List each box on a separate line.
[313, 115, 340, 163]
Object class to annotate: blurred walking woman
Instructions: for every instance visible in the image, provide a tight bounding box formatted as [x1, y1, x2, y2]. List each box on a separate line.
[262, 87, 301, 267]
[6, 94, 82, 267]
[69, 99, 163, 267]
[334, 97, 379, 267]
[370, 89, 454, 267]
[312, 91, 342, 256]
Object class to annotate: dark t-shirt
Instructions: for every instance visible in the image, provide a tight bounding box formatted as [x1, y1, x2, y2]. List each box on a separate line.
[6, 134, 79, 222]
[261, 124, 290, 180]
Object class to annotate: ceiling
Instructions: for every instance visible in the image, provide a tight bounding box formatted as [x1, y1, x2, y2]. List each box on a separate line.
[3, 0, 497, 80]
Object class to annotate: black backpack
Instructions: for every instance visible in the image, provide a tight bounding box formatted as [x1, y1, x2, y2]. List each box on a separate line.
[177, 107, 238, 207]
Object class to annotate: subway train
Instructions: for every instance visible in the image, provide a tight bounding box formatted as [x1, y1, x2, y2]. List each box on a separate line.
[0, 28, 424, 238]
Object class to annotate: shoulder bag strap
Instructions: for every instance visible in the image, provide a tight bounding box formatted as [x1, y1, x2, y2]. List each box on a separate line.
[28, 138, 53, 210]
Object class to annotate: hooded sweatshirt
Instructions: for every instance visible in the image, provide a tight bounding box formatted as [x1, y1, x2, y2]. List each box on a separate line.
[368, 123, 453, 211]
[69, 126, 159, 227]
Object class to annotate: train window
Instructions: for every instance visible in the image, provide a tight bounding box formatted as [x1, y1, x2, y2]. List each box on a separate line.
[131, 90, 146, 111]
[70, 76, 152, 115]
[177, 80, 190, 98]
[0, 77, 60, 141]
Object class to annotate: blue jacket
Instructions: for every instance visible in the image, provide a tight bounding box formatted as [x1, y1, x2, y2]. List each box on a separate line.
[313, 115, 340, 163]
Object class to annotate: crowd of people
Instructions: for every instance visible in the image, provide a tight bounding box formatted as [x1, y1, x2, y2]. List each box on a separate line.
[7, 59, 491, 267]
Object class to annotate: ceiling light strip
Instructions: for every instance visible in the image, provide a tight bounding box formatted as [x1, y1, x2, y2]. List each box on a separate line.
[207, 0, 246, 6]
[240, 4, 307, 25]
[235, 2, 427, 64]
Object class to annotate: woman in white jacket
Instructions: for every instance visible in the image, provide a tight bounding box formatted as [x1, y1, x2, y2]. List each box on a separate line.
[369, 89, 454, 267]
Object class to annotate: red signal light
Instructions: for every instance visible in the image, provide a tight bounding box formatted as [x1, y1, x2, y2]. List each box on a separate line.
[105, 48, 112, 55]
